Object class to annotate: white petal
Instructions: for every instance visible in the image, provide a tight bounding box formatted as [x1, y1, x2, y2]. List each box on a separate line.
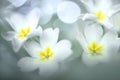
[26, 8, 41, 30]
[12, 38, 26, 52]
[40, 0, 56, 14]
[82, 52, 100, 66]
[101, 19, 113, 29]
[84, 24, 103, 44]
[57, 1, 81, 23]
[40, 28, 59, 48]
[18, 57, 40, 72]
[39, 61, 58, 76]
[45, 0, 62, 13]
[82, 13, 97, 21]
[100, 31, 119, 59]
[8, 0, 27, 7]
[54, 40, 72, 61]
[80, 0, 94, 12]
[24, 41, 41, 58]
[76, 31, 88, 52]
[39, 3, 54, 24]
[6, 13, 26, 32]
[28, 26, 43, 38]
[97, 0, 112, 11]
[1, 31, 15, 41]
[109, 4, 120, 16]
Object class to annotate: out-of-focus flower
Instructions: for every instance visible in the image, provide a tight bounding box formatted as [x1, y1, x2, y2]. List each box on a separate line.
[57, 1, 81, 23]
[77, 24, 120, 66]
[17, 0, 62, 24]
[39, 0, 81, 24]
[80, 0, 120, 29]
[18, 28, 72, 75]
[2, 8, 42, 52]
[8, 0, 81, 24]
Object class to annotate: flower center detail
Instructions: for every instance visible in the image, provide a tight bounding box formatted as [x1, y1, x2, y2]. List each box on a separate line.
[39, 47, 54, 61]
[18, 27, 31, 39]
[87, 42, 103, 56]
[95, 11, 106, 21]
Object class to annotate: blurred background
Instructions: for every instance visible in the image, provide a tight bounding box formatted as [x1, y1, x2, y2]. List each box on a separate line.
[0, 0, 120, 80]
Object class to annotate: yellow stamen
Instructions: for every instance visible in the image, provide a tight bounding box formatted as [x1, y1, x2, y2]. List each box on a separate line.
[18, 27, 31, 39]
[95, 11, 106, 21]
[38, 47, 54, 61]
[87, 42, 103, 56]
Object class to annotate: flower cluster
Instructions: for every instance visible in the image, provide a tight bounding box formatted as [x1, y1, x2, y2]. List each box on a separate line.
[1, 0, 120, 76]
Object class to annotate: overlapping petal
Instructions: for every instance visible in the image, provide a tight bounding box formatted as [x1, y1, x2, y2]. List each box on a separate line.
[54, 40, 72, 61]
[18, 57, 40, 72]
[40, 28, 59, 49]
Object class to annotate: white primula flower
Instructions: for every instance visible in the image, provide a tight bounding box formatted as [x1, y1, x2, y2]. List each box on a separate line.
[80, 0, 120, 29]
[57, 1, 81, 23]
[2, 8, 42, 52]
[77, 24, 120, 66]
[32, 0, 81, 24]
[17, 28, 72, 75]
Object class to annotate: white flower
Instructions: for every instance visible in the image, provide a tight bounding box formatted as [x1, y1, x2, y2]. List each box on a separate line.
[28, 0, 62, 24]
[17, 28, 72, 75]
[33, 0, 80, 24]
[77, 24, 120, 66]
[80, 0, 120, 29]
[57, 1, 81, 23]
[2, 8, 42, 52]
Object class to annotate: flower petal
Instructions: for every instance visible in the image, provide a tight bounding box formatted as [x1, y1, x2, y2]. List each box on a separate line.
[100, 31, 119, 59]
[28, 26, 43, 38]
[80, 0, 94, 12]
[40, 28, 59, 48]
[109, 4, 120, 16]
[84, 24, 103, 44]
[12, 38, 26, 52]
[6, 13, 26, 32]
[82, 13, 97, 21]
[76, 31, 88, 52]
[54, 40, 72, 61]
[97, 0, 112, 11]
[39, 2, 54, 24]
[57, 1, 81, 23]
[82, 52, 100, 66]
[1, 31, 15, 41]
[101, 18, 113, 29]
[17, 57, 40, 72]
[82, 52, 109, 66]
[82, 51, 110, 66]
[24, 41, 41, 58]
[26, 8, 41, 30]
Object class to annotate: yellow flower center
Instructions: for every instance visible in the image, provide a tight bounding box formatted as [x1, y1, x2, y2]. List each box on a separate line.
[39, 47, 54, 61]
[87, 42, 103, 56]
[95, 11, 106, 21]
[18, 27, 31, 39]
